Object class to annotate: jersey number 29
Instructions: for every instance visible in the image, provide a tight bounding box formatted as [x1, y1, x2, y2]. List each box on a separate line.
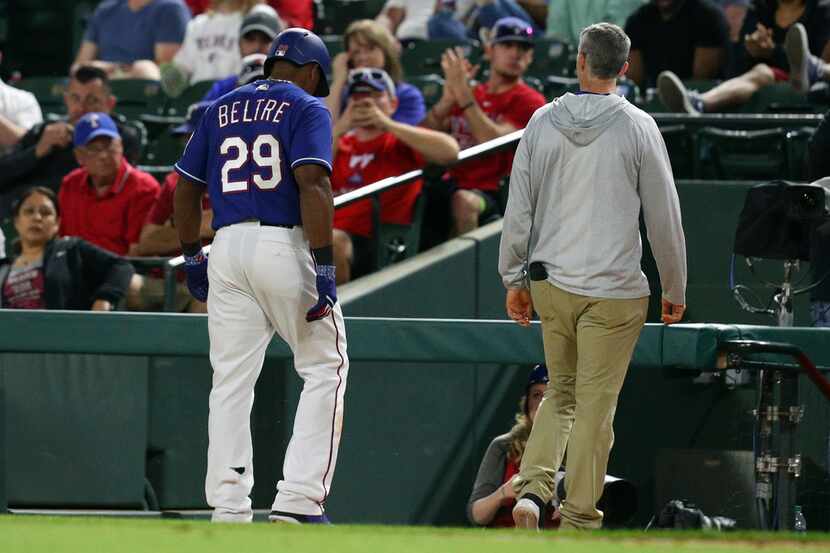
[220, 135, 281, 193]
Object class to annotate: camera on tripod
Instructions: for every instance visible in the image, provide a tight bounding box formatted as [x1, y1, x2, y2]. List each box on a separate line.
[732, 180, 830, 326]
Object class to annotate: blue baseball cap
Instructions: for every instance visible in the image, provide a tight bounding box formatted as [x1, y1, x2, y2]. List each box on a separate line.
[73, 112, 120, 147]
[171, 101, 211, 136]
[346, 68, 396, 98]
[491, 17, 535, 45]
[527, 363, 549, 388]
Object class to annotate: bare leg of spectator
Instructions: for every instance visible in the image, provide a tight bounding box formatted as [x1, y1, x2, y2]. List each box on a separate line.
[115, 60, 161, 80]
[451, 190, 482, 236]
[658, 64, 774, 114]
[333, 229, 353, 285]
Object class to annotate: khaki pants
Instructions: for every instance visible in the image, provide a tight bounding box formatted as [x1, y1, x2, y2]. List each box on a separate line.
[514, 280, 648, 529]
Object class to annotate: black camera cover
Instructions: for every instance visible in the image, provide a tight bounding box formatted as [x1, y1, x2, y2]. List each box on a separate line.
[734, 180, 828, 261]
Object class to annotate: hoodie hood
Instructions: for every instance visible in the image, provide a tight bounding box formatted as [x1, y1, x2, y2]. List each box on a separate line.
[548, 92, 629, 146]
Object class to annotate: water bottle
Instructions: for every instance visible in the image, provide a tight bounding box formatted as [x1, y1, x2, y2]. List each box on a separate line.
[793, 505, 807, 533]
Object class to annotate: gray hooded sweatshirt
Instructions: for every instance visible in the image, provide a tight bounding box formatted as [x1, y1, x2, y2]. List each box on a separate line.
[498, 92, 687, 304]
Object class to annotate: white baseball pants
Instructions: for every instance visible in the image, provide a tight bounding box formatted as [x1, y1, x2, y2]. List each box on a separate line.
[204, 221, 348, 522]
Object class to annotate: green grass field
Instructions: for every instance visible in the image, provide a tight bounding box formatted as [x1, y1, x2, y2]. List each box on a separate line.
[2, 516, 830, 553]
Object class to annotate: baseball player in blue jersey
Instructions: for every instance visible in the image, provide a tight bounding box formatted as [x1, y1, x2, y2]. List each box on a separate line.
[173, 28, 348, 524]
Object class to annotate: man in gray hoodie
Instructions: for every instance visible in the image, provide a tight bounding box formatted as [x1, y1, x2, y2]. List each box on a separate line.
[498, 22, 687, 530]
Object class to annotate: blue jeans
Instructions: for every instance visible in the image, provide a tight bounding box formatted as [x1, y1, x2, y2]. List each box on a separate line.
[477, 0, 542, 34]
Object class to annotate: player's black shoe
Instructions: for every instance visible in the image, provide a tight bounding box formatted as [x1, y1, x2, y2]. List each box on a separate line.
[269, 510, 331, 524]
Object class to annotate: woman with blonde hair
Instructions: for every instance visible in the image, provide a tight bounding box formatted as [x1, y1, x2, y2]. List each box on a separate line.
[467, 364, 560, 528]
[167, 0, 273, 86]
[327, 19, 426, 125]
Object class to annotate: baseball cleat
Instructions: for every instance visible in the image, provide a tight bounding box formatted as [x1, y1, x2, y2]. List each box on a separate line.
[269, 510, 331, 524]
[513, 497, 541, 530]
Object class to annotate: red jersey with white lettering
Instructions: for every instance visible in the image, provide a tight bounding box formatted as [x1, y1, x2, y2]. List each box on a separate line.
[448, 82, 545, 191]
[331, 131, 424, 238]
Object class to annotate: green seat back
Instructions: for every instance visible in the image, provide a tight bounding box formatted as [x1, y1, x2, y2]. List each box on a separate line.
[15, 77, 68, 114]
[408, 74, 444, 109]
[373, 191, 426, 271]
[401, 40, 480, 77]
[110, 79, 165, 120]
[695, 126, 789, 180]
[660, 125, 694, 179]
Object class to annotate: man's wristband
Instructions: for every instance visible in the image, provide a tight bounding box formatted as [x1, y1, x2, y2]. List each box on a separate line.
[181, 241, 202, 257]
[312, 245, 333, 266]
[460, 100, 476, 112]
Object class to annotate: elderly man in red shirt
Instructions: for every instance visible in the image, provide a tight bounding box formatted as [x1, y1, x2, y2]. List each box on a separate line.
[58, 112, 160, 260]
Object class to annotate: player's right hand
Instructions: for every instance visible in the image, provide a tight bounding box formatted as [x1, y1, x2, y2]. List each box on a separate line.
[306, 265, 337, 322]
[183, 250, 209, 303]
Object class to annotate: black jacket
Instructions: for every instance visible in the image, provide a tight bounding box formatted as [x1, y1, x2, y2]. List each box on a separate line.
[0, 237, 134, 310]
[0, 115, 142, 219]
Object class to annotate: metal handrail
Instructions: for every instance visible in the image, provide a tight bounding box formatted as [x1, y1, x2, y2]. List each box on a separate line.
[165, 129, 527, 271]
[651, 112, 825, 127]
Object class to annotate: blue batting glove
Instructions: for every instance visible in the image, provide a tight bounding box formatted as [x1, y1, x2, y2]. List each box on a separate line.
[183, 250, 209, 303]
[306, 265, 337, 322]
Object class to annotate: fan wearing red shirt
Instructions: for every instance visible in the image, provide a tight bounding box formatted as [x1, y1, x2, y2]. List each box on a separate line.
[59, 113, 160, 258]
[331, 68, 459, 283]
[130, 102, 213, 312]
[422, 16, 546, 236]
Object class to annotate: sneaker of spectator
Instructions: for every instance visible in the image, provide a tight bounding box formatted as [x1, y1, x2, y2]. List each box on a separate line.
[162, 0, 279, 95]
[545, 0, 646, 45]
[0, 51, 43, 154]
[422, 16, 546, 238]
[59, 112, 160, 260]
[625, 0, 730, 89]
[328, 19, 427, 130]
[71, 0, 191, 80]
[330, 68, 459, 283]
[200, 4, 282, 102]
[129, 102, 213, 312]
[658, 0, 830, 113]
[0, 186, 134, 310]
[0, 66, 142, 220]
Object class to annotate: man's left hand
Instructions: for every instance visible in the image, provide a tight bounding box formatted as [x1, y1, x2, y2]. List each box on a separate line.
[506, 288, 533, 327]
[306, 265, 338, 322]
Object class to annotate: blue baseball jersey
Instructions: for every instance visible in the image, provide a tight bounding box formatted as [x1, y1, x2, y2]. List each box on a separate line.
[175, 79, 333, 229]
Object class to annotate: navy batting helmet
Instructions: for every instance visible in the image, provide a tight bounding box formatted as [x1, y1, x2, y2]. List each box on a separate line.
[264, 27, 331, 97]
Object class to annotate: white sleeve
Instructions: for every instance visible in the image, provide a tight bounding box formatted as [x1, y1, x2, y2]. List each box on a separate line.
[15, 92, 43, 129]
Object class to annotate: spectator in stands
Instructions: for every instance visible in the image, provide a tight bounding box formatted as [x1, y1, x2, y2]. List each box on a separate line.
[0, 227, 5, 259]
[72, 0, 191, 80]
[331, 68, 459, 283]
[163, 1, 276, 91]
[625, 0, 730, 89]
[0, 66, 141, 219]
[376, 0, 435, 43]
[468, 364, 561, 528]
[0, 52, 43, 153]
[713, 0, 751, 41]
[328, 19, 426, 126]
[186, 0, 313, 28]
[0, 187, 133, 310]
[200, 5, 281, 102]
[429, 1, 547, 41]
[422, 16, 546, 237]
[658, 0, 830, 113]
[545, 0, 646, 45]
[58, 113, 160, 258]
[130, 102, 213, 312]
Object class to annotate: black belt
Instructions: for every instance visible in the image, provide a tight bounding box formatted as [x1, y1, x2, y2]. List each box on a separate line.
[244, 219, 295, 229]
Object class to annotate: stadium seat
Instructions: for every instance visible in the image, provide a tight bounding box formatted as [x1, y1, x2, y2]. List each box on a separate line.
[694, 126, 789, 180]
[141, 131, 183, 167]
[408, 74, 444, 109]
[659, 125, 694, 179]
[543, 75, 579, 99]
[110, 79, 165, 120]
[15, 76, 68, 114]
[527, 39, 572, 79]
[373, 192, 426, 271]
[401, 40, 480, 77]
[785, 127, 816, 181]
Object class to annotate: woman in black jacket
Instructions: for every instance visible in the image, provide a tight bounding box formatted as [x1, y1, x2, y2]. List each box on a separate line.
[0, 186, 133, 310]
